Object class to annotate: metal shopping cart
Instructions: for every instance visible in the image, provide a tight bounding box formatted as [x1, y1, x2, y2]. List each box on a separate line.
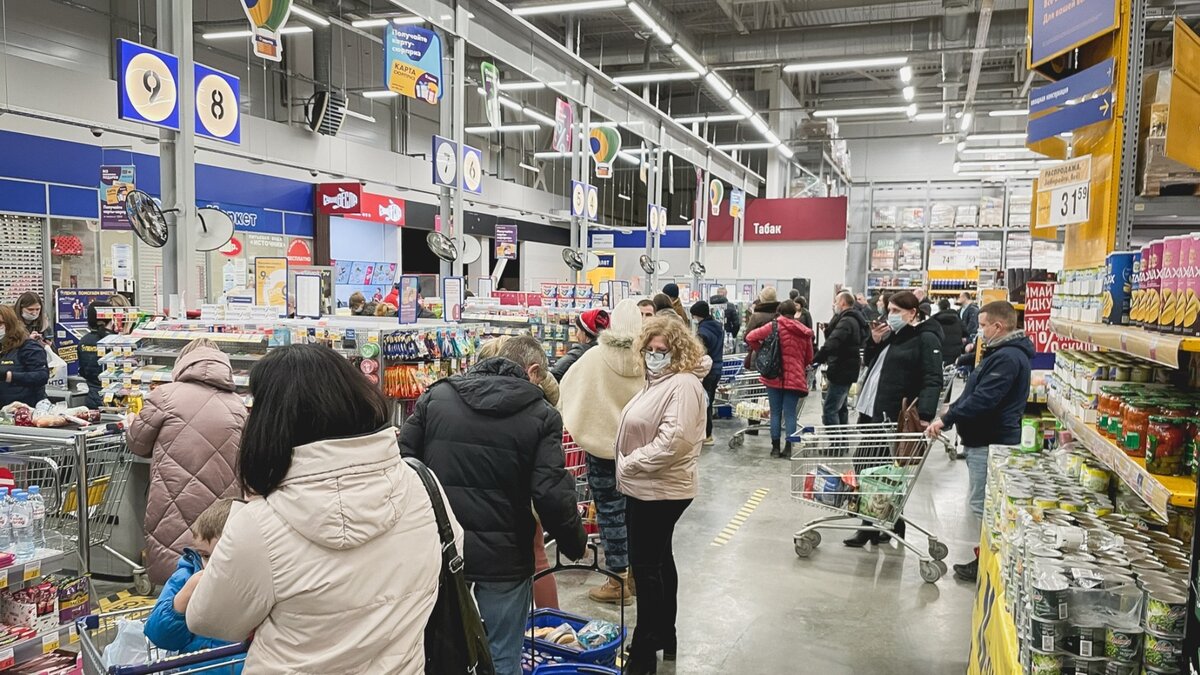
[719, 360, 809, 449]
[78, 607, 248, 675]
[787, 422, 950, 583]
[0, 422, 147, 591]
[562, 430, 597, 537]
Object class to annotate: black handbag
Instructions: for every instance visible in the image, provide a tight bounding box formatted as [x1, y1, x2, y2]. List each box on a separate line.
[404, 457, 496, 675]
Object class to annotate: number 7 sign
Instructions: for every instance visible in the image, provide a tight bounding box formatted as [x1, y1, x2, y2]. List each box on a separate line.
[195, 63, 241, 145]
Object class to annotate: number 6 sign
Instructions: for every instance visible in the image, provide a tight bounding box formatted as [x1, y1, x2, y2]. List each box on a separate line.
[195, 63, 241, 144]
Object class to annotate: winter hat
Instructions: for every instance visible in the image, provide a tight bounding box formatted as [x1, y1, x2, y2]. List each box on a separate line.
[690, 300, 711, 320]
[758, 286, 778, 303]
[662, 283, 680, 299]
[576, 308, 611, 338]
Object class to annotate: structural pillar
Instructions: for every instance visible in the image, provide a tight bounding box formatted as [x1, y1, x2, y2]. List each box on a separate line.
[157, 0, 197, 310]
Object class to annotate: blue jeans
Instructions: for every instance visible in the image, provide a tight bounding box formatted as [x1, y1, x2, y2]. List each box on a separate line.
[586, 454, 628, 573]
[964, 445, 989, 519]
[474, 579, 533, 675]
[822, 382, 851, 427]
[766, 387, 803, 441]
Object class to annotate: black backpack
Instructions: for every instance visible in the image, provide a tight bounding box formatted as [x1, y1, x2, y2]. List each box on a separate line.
[754, 320, 783, 379]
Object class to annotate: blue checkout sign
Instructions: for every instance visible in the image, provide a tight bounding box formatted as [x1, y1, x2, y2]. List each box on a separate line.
[117, 39, 181, 131]
[194, 63, 241, 144]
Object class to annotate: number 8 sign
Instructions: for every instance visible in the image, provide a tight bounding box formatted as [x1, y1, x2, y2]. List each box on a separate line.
[195, 64, 241, 144]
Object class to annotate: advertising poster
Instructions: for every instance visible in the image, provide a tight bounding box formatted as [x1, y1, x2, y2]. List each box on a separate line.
[589, 126, 621, 179]
[442, 276, 465, 323]
[239, 0, 294, 62]
[397, 275, 421, 324]
[385, 24, 443, 104]
[730, 189, 746, 219]
[495, 224, 518, 260]
[254, 257, 288, 313]
[481, 62, 501, 128]
[710, 179, 725, 216]
[553, 98, 573, 153]
[54, 289, 114, 376]
[99, 165, 136, 230]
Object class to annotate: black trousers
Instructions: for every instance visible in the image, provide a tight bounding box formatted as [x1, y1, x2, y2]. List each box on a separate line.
[627, 496, 692, 656]
[702, 371, 720, 437]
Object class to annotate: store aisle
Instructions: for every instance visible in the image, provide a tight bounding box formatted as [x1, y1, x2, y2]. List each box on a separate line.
[555, 398, 981, 674]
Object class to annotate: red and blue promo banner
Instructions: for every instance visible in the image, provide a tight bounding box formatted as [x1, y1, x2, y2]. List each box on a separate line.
[1028, 0, 1119, 68]
[385, 25, 443, 104]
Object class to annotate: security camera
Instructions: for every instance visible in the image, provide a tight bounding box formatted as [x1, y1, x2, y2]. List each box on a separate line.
[89, 127, 103, 138]
[359, 180, 367, 186]
[309, 169, 320, 177]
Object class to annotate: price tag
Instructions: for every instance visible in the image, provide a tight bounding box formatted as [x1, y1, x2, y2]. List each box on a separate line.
[41, 632, 58, 653]
[1038, 156, 1092, 227]
[68, 625, 78, 644]
[0, 647, 13, 670]
[0, 573, 11, 591]
[23, 562, 39, 582]
[1048, 183, 1090, 226]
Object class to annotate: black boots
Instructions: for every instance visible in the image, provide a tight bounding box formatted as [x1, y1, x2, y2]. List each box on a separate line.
[843, 529, 876, 548]
[770, 439, 781, 457]
[626, 650, 658, 675]
[954, 557, 979, 582]
[783, 441, 793, 458]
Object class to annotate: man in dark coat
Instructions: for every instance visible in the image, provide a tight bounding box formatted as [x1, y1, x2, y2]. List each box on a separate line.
[959, 291, 980, 344]
[812, 291, 867, 426]
[400, 336, 587, 673]
[691, 300, 725, 444]
[926, 301, 1032, 582]
[932, 298, 964, 366]
[550, 308, 609, 381]
[710, 286, 741, 338]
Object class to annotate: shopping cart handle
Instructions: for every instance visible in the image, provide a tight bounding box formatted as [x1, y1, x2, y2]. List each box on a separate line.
[533, 542, 621, 585]
[107, 640, 252, 675]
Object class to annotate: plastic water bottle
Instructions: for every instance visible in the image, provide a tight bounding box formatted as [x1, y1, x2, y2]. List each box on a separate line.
[10, 492, 33, 561]
[27, 486, 45, 550]
[0, 488, 12, 552]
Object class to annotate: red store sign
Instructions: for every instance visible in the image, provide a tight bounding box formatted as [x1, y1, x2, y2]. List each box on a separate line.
[706, 196, 848, 242]
[315, 183, 405, 226]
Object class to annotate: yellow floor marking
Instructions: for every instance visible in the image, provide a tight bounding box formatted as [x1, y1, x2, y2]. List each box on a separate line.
[710, 488, 770, 546]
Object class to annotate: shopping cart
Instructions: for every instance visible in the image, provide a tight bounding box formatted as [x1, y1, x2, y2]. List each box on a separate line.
[787, 422, 950, 583]
[938, 365, 966, 461]
[562, 430, 597, 536]
[720, 369, 810, 450]
[0, 422, 147, 591]
[77, 607, 248, 675]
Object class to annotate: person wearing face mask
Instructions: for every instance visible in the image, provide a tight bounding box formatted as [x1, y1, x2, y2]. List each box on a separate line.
[614, 316, 708, 675]
[78, 302, 111, 409]
[0, 306, 49, 408]
[746, 299, 814, 458]
[843, 290, 944, 548]
[925, 301, 1032, 582]
[13, 293, 48, 343]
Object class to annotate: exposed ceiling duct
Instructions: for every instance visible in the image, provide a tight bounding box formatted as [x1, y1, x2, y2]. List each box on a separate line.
[939, 0, 972, 123]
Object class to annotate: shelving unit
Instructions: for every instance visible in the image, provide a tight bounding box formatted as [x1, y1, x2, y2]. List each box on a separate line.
[1049, 317, 1200, 368]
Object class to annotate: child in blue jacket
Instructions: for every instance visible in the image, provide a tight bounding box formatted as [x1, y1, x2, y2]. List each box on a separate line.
[144, 498, 243, 674]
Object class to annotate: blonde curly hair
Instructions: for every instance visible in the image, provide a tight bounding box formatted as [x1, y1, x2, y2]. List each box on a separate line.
[636, 316, 705, 375]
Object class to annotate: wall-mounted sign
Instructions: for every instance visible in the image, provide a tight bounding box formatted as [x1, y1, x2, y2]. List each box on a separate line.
[589, 126, 621, 178]
[239, 0, 293, 62]
[461, 144, 483, 194]
[286, 238, 313, 265]
[586, 184, 599, 221]
[433, 135, 459, 188]
[117, 39, 180, 130]
[199, 201, 282, 234]
[495, 224, 518, 260]
[194, 63, 241, 144]
[707, 197, 848, 242]
[363, 193, 405, 225]
[1029, 0, 1119, 69]
[385, 25, 443, 104]
[99, 165, 135, 230]
[481, 62, 501, 128]
[314, 183, 363, 215]
[709, 179, 724, 216]
[1026, 92, 1114, 143]
[1036, 155, 1092, 227]
[553, 99, 573, 153]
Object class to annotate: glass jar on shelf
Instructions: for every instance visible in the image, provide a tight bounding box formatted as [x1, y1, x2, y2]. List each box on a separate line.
[1121, 398, 1162, 457]
[1146, 416, 1187, 476]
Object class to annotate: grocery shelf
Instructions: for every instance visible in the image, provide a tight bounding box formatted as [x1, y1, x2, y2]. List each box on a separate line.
[1049, 396, 1195, 520]
[1050, 318, 1200, 369]
[0, 549, 65, 591]
[1131, 195, 1200, 228]
[0, 621, 79, 669]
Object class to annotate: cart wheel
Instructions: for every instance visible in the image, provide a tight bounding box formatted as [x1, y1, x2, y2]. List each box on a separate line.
[935, 560, 948, 575]
[919, 560, 943, 583]
[728, 435, 744, 449]
[133, 572, 153, 596]
[928, 540, 949, 561]
[801, 530, 822, 549]
[794, 537, 815, 558]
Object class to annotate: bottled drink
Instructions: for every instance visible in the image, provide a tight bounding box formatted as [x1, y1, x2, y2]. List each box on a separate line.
[26, 486, 44, 550]
[0, 488, 12, 553]
[10, 492, 33, 561]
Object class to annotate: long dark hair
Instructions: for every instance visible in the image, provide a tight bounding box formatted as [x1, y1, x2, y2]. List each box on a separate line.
[889, 290, 925, 319]
[239, 344, 390, 496]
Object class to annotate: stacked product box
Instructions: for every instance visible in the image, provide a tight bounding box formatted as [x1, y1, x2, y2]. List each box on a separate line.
[1125, 235, 1200, 335]
[1051, 268, 1105, 324]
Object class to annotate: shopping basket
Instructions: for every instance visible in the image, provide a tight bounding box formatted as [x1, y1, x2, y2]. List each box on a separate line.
[525, 543, 626, 673]
[77, 607, 249, 675]
[534, 665, 621, 675]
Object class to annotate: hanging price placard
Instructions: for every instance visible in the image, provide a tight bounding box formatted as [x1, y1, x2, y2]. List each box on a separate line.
[1036, 155, 1092, 228]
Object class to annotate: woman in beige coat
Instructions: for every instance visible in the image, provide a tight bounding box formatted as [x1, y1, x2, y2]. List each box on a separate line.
[615, 316, 709, 675]
[560, 298, 646, 605]
[127, 339, 246, 585]
[185, 344, 460, 674]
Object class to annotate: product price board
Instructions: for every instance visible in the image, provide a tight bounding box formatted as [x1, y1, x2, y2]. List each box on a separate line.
[1036, 156, 1092, 227]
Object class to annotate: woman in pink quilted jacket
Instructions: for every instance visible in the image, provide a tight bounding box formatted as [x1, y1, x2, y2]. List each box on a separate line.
[127, 339, 247, 584]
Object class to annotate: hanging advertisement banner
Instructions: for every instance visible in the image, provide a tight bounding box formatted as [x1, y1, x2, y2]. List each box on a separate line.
[1028, 0, 1119, 69]
[239, 0, 293, 62]
[589, 126, 621, 178]
[54, 289, 114, 376]
[442, 276, 465, 322]
[99, 165, 135, 230]
[254, 257, 288, 312]
[385, 25, 443, 104]
[709, 179, 725, 216]
[397, 275, 421, 324]
[553, 99, 573, 153]
[730, 188, 746, 219]
[481, 62, 501, 128]
[495, 224, 518, 260]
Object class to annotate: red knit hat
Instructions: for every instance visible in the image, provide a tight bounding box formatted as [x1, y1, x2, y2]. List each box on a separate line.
[576, 308, 610, 338]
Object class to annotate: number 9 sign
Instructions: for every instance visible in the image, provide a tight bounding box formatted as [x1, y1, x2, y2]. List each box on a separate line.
[117, 40, 181, 130]
[195, 64, 241, 144]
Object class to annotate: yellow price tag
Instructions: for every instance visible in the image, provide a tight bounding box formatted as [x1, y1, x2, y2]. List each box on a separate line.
[23, 563, 39, 582]
[68, 626, 78, 644]
[0, 574, 11, 591]
[41, 633, 58, 654]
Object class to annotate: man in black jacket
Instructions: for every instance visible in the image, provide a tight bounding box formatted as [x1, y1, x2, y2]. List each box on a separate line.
[813, 291, 866, 426]
[400, 335, 587, 674]
[926, 301, 1032, 582]
[959, 291, 980, 344]
[710, 286, 741, 338]
[692, 300, 725, 444]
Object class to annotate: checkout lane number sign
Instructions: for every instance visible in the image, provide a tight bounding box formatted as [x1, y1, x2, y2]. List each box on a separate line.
[117, 39, 180, 130]
[195, 63, 241, 144]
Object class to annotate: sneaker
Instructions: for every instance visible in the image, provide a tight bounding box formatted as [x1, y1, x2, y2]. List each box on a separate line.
[588, 574, 634, 605]
[953, 558, 979, 582]
[703, 436, 715, 446]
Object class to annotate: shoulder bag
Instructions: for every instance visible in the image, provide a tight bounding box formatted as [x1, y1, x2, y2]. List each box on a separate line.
[404, 457, 496, 675]
[754, 320, 784, 379]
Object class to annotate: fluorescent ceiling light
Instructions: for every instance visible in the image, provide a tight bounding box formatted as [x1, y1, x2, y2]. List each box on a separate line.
[729, 97, 754, 118]
[960, 145, 1035, 155]
[343, 109, 376, 123]
[499, 96, 525, 113]
[762, 130, 782, 146]
[959, 111, 974, 132]
[616, 151, 642, 165]
[392, 16, 426, 25]
[351, 18, 390, 27]
[204, 26, 312, 39]
[956, 141, 966, 151]
[913, 111, 943, 121]
[902, 86, 915, 102]
[362, 90, 398, 98]
[465, 124, 541, 133]
[989, 109, 1029, 117]
[783, 56, 907, 73]
[612, 71, 699, 84]
[777, 144, 795, 159]
[618, 193, 632, 201]
[675, 113, 746, 124]
[519, 162, 541, 173]
[522, 107, 556, 126]
[671, 44, 706, 75]
[906, 103, 917, 118]
[498, 81, 546, 91]
[628, 3, 673, 44]
[513, 0, 626, 16]
[290, 6, 331, 25]
[966, 133, 1028, 142]
[533, 151, 570, 159]
[813, 106, 907, 118]
[899, 65, 913, 83]
[715, 142, 777, 151]
[704, 72, 734, 101]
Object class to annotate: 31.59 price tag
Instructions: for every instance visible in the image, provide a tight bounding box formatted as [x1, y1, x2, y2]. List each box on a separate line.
[1050, 183, 1090, 226]
[1036, 155, 1092, 228]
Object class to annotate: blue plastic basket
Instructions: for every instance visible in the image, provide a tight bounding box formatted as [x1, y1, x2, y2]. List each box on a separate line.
[532, 665, 621, 675]
[522, 608, 625, 672]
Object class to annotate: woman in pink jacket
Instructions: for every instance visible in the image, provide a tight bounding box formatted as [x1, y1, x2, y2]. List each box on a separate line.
[127, 339, 247, 584]
[746, 299, 814, 458]
[615, 316, 709, 675]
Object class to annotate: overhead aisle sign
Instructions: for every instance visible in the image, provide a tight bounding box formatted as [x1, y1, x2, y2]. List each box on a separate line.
[1028, 0, 1119, 68]
[1027, 93, 1115, 142]
[117, 39, 180, 130]
[194, 64, 241, 144]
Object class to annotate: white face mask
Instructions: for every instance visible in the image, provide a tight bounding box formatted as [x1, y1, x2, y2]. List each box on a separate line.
[887, 314, 908, 333]
[644, 351, 671, 374]
[21, 312, 37, 322]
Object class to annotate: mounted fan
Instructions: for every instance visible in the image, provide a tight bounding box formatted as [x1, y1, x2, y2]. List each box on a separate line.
[458, 236, 483, 265]
[638, 254, 655, 275]
[195, 207, 236, 252]
[124, 190, 169, 248]
[690, 261, 706, 276]
[563, 248, 584, 271]
[426, 232, 459, 263]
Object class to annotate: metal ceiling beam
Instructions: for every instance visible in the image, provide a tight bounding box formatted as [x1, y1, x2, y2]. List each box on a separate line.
[713, 0, 751, 35]
[961, 0, 994, 111]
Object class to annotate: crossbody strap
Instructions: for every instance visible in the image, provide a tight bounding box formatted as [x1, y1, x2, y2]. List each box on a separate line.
[404, 457, 463, 574]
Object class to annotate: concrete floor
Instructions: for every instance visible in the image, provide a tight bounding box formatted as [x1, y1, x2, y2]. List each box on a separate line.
[553, 395, 981, 675]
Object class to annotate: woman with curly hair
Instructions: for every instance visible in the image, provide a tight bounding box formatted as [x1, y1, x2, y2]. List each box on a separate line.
[615, 316, 709, 675]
